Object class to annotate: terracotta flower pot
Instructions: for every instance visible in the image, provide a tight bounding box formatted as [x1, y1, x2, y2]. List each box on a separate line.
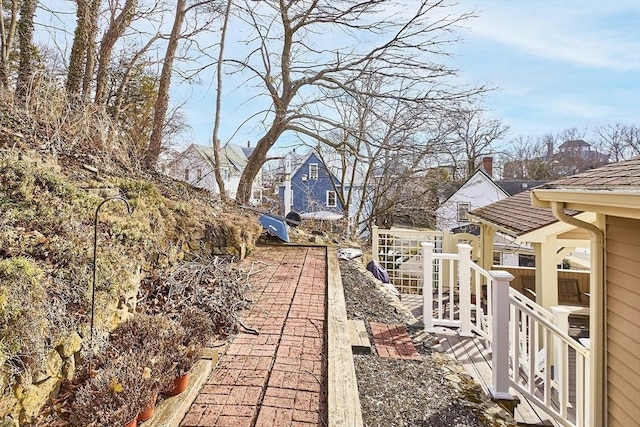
[124, 416, 137, 427]
[138, 392, 157, 422]
[164, 373, 189, 396]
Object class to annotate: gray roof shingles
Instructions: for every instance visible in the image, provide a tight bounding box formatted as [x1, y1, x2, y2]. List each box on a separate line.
[468, 191, 577, 237]
[468, 156, 640, 236]
[542, 156, 640, 189]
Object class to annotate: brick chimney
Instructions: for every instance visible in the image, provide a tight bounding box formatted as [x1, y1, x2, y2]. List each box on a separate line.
[482, 156, 493, 177]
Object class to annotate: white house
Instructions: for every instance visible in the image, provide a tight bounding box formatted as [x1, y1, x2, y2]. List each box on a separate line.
[165, 143, 262, 203]
[435, 168, 509, 232]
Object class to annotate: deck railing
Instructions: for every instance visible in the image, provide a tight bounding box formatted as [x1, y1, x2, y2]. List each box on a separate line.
[420, 243, 591, 427]
[372, 226, 478, 294]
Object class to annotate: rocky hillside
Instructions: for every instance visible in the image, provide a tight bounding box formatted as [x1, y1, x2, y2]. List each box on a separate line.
[0, 97, 262, 425]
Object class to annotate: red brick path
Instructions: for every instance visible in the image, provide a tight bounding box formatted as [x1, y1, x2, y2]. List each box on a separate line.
[369, 322, 421, 361]
[181, 246, 326, 427]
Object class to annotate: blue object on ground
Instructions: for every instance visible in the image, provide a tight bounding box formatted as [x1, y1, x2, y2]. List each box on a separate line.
[259, 214, 290, 242]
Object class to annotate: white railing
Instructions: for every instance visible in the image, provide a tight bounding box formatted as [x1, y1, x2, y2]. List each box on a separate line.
[371, 226, 479, 294]
[420, 243, 591, 427]
[372, 226, 444, 294]
[508, 299, 590, 426]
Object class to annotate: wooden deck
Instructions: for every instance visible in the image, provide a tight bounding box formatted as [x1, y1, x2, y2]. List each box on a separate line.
[402, 294, 575, 426]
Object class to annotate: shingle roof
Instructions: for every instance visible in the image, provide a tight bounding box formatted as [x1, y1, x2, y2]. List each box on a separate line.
[467, 190, 579, 237]
[469, 157, 640, 236]
[497, 180, 547, 196]
[539, 156, 640, 189]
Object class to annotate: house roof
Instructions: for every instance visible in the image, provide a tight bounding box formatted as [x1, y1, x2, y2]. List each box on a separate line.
[439, 169, 509, 205]
[496, 180, 547, 196]
[470, 157, 640, 237]
[438, 170, 545, 204]
[467, 191, 580, 237]
[531, 156, 640, 218]
[537, 156, 640, 189]
[193, 144, 248, 172]
[558, 139, 591, 150]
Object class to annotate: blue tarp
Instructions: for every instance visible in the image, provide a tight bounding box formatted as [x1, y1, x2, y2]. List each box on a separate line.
[258, 214, 290, 242]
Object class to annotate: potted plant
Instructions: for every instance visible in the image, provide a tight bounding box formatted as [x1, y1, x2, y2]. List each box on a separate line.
[69, 356, 145, 426]
[70, 314, 179, 425]
[164, 307, 214, 396]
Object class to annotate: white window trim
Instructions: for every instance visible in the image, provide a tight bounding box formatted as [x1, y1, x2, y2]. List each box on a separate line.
[457, 202, 470, 221]
[309, 163, 319, 180]
[326, 190, 337, 207]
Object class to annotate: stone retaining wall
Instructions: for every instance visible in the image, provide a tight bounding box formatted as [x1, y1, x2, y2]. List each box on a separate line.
[0, 231, 253, 426]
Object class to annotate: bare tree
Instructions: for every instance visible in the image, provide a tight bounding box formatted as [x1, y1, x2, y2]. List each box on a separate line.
[81, 0, 101, 96]
[146, 0, 186, 169]
[310, 76, 453, 237]
[0, 0, 19, 88]
[595, 123, 640, 162]
[66, 0, 92, 97]
[229, 0, 485, 204]
[210, 0, 232, 201]
[94, 0, 138, 104]
[441, 107, 509, 178]
[501, 136, 553, 180]
[16, 0, 37, 101]
[557, 126, 587, 142]
[146, 0, 221, 169]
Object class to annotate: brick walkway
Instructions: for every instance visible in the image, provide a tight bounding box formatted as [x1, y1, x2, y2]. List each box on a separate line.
[181, 246, 326, 427]
[369, 322, 421, 361]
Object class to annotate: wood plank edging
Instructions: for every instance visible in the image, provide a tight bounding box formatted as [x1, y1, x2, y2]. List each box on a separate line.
[141, 350, 219, 427]
[327, 249, 364, 427]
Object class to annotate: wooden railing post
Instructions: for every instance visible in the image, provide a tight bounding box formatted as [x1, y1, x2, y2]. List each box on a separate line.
[489, 270, 515, 401]
[458, 244, 473, 337]
[422, 242, 435, 333]
[371, 225, 379, 262]
[550, 306, 571, 404]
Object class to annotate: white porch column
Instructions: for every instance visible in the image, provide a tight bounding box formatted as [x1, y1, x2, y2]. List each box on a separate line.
[422, 242, 435, 333]
[550, 305, 571, 405]
[489, 270, 515, 400]
[457, 244, 473, 337]
[534, 236, 559, 309]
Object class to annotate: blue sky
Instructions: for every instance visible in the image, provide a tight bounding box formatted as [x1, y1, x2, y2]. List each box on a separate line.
[176, 0, 640, 151]
[446, 0, 640, 138]
[36, 1, 640, 151]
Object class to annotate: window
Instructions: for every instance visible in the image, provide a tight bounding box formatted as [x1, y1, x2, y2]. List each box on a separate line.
[196, 168, 202, 181]
[457, 202, 470, 221]
[184, 169, 190, 182]
[309, 163, 318, 180]
[326, 190, 337, 207]
[222, 168, 230, 181]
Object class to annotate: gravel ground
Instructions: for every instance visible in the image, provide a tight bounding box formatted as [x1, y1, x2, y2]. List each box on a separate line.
[340, 258, 515, 427]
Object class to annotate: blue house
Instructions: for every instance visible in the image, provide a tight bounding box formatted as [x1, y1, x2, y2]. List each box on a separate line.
[278, 152, 344, 216]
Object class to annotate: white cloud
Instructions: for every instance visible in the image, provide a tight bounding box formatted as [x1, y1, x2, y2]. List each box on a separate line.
[458, 0, 640, 71]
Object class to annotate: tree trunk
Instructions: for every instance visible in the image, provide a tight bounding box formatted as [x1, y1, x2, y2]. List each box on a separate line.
[95, 0, 137, 104]
[81, 0, 101, 97]
[0, 0, 19, 88]
[236, 121, 284, 204]
[66, 0, 90, 97]
[15, 0, 37, 102]
[210, 0, 231, 201]
[146, 0, 185, 169]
